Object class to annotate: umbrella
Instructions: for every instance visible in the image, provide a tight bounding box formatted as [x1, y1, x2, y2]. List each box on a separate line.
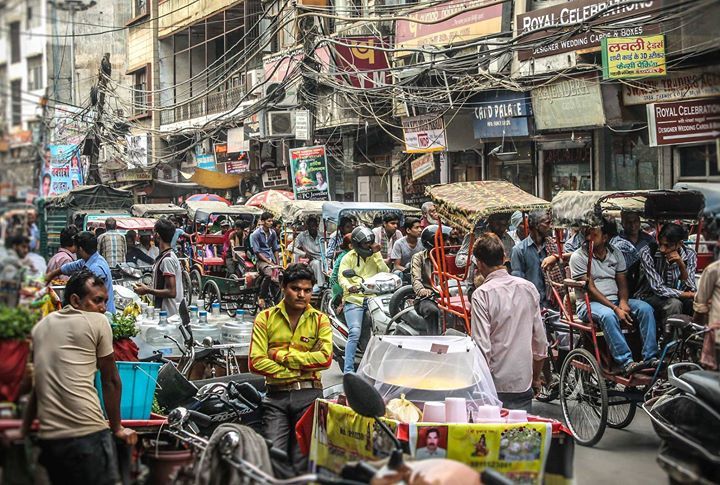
[245, 190, 294, 208]
[186, 193, 231, 205]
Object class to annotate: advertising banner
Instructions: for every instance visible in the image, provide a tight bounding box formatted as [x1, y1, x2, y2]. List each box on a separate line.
[333, 37, 391, 88]
[531, 77, 605, 130]
[395, 0, 503, 55]
[214, 143, 249, 173]
[602, 35, 666, 79]
[40, 144, 84, 198]
[516, 0, 664, 61]
[647, 98, 720, 147]
[411, 153, 436, 181]
[402, 113, 447, 153]
[472, 91, 532, 139]
[622, 67, 720, 105]
[196, 154, 217, 171]
[289, 145, 330, 200]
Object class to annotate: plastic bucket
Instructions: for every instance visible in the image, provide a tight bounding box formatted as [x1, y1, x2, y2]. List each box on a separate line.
[95, 361, 161, 420]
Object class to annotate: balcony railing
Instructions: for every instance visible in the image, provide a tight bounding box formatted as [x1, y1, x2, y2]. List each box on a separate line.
[160, 84, 246, 126]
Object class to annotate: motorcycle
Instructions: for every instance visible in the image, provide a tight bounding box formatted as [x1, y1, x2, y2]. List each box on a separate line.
[643, 362, 720, 484]
[321, 269, 426, 371]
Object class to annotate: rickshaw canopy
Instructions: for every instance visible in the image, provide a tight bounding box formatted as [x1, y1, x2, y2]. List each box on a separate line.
[321, 201, 416, 226]
[187, 201, 263, 223]
[426, 181, 550, 232]
[281, 200, 325, 224]
[551, 190, 706, 228]
[131, 203, 186, 218]
[673, 182, 720, 219]
[86, 217, 157, 233]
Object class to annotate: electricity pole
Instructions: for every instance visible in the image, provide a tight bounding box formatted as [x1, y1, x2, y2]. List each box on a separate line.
[49, 0, 97, 105]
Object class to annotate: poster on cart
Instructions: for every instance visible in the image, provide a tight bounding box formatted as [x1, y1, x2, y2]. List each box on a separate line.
[289, 145, 330, 201]
[39, 144, 84, 198]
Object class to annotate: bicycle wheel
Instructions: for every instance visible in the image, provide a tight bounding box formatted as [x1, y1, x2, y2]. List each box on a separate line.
[607, 385, 637, 429]
[560, 348, 608, 447]
[190, 270, 203, 304]
[182, 270, 192, 305]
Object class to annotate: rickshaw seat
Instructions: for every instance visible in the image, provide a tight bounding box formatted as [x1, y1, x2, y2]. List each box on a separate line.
[441, 295, 470, 314]
[697, 252, 713, 272]
[201, 257, 225, 266]
[196, 234, 225, 245]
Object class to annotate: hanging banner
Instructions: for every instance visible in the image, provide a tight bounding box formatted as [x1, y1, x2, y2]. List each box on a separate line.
[411, 153, 436, 181]
[622, 67, 720, 105]
[333, 37, 391, 88]
[40, 144, 84, 198]
[647, 98, 720, 147]
[289, 145, 330, 200]
[602, 35, 666, 79]
[402, 113, 447, 153]
[214, 143, 249, 173]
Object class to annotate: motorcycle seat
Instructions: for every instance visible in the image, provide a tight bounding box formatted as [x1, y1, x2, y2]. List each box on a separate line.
[680, 370, 720, 410]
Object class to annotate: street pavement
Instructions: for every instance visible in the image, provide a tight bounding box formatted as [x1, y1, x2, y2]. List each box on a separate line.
[321, 362, 666, 484]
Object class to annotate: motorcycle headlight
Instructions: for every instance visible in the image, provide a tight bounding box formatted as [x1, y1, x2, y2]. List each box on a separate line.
[369, 275, 402, 294]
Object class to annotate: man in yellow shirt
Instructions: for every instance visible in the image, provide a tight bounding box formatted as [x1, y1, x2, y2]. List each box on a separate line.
[338, 227, 390, 373]
[249, 263, 332, 475]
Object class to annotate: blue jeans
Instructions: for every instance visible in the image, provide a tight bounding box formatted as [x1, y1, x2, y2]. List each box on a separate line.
[577, 299, 658, 366]
[343, 302, 365, 374]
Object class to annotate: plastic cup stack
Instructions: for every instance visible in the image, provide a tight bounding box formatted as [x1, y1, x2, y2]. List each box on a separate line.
[473, 405, 502, 423]
[422, 402, 446, 423]
[445, 397, 468, 423]
[505, 409, 528, 424]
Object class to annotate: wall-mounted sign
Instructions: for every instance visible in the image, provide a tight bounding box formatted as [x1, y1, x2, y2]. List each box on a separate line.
[40, 144, 84, 198]
[517, 0, 664, 61]
[411, 153, 436, 181]
[531, 77, 605, 130]
[602, 35, 666, 79]
[647, 98, 720, 147]
[289, 145, 330, 200]
[395, 0, 503, 56]
[214, 143, 248, 174]
[333, 37, 391, 88]
[622, 67, 720, 105]
[227, 126, 249, 152]
[402, 113, 447, 153]
[294, 110, 311, 141]
[196, 154, 216, 171]
[471, 91, 532, 139]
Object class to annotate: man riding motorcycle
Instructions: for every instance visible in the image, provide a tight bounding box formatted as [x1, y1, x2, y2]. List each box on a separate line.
[410, 225, 452, 335]
[337, 227, 389, 374]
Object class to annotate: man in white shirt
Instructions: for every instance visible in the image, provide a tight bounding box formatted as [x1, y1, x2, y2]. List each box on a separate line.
[471, 233, 547, 412]
[291, 216, 325, 290]
[372, 213, 402, 265]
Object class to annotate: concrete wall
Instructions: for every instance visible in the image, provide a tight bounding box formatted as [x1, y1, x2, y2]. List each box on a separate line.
[159, 0, 238, 38]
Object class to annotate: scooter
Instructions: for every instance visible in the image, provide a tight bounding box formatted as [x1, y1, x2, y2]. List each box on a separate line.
[643, 362, 720, 484]
[321, 269, 424, 371]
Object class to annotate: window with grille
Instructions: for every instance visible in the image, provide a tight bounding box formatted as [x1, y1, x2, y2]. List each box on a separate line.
[133, 69, 148, 115]
[27, 55, 42, 91]
[10, 22, 20, 64]
[11, 79, 21, 126]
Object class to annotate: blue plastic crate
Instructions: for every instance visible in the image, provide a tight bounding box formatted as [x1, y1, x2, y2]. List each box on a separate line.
[95, 361, 161, 420]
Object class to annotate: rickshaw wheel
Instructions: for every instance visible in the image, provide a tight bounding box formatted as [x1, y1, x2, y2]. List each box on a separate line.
[190, 270, 203, 304]
[560, 348, 608, 447]
[607, 385, 637, 429]
[182, 270, 192, 305]
[203, 280, 222, 311]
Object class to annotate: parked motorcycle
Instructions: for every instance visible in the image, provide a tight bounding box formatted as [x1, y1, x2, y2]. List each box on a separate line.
[643, 362, 720, 484]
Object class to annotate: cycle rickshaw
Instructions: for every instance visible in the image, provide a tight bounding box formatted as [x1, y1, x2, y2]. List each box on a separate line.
[185, 201, 263, 314]
[547, 189, 705, 446]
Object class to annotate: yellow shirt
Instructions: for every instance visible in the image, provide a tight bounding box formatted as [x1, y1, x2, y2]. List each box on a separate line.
[249, 301, 333, 385]
[337, 250, 390, 306]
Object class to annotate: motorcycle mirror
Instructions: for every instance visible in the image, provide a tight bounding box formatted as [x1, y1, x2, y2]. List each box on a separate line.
[343, 373, 385, 418]
[342, 269, 357, 278]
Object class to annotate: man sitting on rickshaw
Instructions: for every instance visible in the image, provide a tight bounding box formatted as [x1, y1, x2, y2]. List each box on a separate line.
[327, 216, 356, 264]
[410, 225, 451, 335]
[635, 223, 697, 330]
[291, 216, 325, 292]
[569, 218, 659, 375]
[250, 212, 282, 306]
[372, 213, 402, 266]
[511, 210, 556, 306]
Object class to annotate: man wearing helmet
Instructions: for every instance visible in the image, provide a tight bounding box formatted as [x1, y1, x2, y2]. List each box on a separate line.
[337, 226, 390, 373]
[411, 225, 452, 335]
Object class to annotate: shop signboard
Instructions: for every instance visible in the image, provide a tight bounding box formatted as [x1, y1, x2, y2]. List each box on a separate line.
[517, 0, 664, 61]
[214, 143, 249, 173]
[622, 67, 720, 105]
[647, 98, 720, 147]
[39, 144, 84, 198]
[333, 37, 391, 88]
[601, 35, 666, 79]
[289, 145, 330, 200]
[196, 154, 216, 171]
[395, 0, 503, 56]
[403, 157, 439, 206]
[472, 91, 532, 139]
[531, 77, 605, 130]
[115, 170, 153, 183]
[402, 113, 447, 153]
[411, 153, 436, 181]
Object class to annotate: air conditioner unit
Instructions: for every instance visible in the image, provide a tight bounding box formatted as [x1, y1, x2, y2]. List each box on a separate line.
[267, 111, 295, 137]
[245, 69, 263, 96]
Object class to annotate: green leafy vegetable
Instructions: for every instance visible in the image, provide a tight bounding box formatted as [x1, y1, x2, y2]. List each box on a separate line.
[0, 306, 40, 340]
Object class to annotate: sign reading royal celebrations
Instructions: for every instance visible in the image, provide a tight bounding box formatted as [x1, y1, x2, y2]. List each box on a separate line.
[647, 98, 720, 147]
[602, 35, 666, 79]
